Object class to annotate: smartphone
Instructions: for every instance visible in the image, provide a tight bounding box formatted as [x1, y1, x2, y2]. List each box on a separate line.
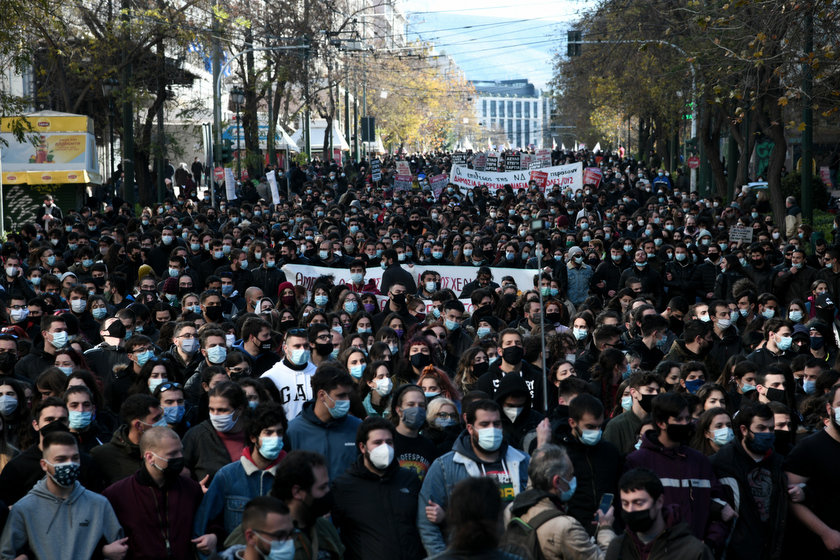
[598, 493, 614, 514]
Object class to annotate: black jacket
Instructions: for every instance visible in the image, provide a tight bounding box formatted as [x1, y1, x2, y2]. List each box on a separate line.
[664, 260, 697, 301]
[380, 264, 417, 295]
[332, 456, 424, 560]
[84, 342, 130, 384]
[495, 373, 544, 451]
[90, 424, 142, 485]
[710, 441, 788, 560]
[13, 345, 56, 383]
[476, 361, 545, 414]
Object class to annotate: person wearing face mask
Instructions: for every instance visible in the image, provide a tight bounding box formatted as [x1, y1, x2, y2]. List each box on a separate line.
[103, 334, 156, 413]
[332, 416, 424, 560]
[63, 385, 112, 453]
[250, 248, 287, 305]
[193, 404, 288, 543]
[161, 322, 202, 382]
[627, 315, 669, 371]
[0, 256, 36, 304]
[604, 372, 661, 456]
[709, 403, 792, 560]
[494, 374, 544, 452]
[505, 443, 616, 559]
[475, 329, 545, 411]
[774, 248, 817, 307]
[389, 385, 439, 482]
[607, 468, 712, 560]
[233, 318, 280, 377]
[261, 328, 318, 421]
[14, 316, 70, 383]
[91, 393, 167, 485]
[0, 431, 128, 560]
[746, 319, 796, 370]
[285, 365, 362, 482]
[379, 248, 417, 295]
[345, 259, 380, 294]
[218, 496, 297, 560]
[417, 399, 529, 555]
[566, 246, 594, 307]
[102, 426, 208, 558]
[372, 282, 418, 333]
[784, 384, 840, 558]
[707, 300, 743, 367]
[663, 320, 721, 378]
[625, 393, 732, 554]
[183, 381, 249, 484]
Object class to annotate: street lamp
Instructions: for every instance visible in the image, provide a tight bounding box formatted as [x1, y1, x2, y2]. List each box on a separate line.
[230, 86, 245, 180]
[101, 78, 119, 182]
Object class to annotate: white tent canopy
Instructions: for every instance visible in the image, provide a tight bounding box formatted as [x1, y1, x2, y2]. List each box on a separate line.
[290, 119, 350, 152]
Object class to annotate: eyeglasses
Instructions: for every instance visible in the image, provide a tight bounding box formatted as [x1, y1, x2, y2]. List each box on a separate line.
[436, 412, 459, 420]
[287, 328, 308, 337]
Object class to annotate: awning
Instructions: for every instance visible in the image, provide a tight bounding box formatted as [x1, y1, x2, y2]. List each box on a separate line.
[290, 119, 350, 151]
[0, 111, 102, 185]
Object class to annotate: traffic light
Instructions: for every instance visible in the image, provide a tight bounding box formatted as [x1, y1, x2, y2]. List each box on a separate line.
[567, 30, 582, 57]
[220, 139, 233, 164]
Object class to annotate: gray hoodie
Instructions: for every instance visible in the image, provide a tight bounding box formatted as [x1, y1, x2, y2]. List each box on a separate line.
[0, 478, 123, 559]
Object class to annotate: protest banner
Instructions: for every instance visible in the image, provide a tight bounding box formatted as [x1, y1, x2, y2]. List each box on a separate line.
[281, 263, 539, 305]
[449, 162, 582, 193]
[536, 149, 551, 167]
[520, 153, 532, 170]
[451, 152, 467, 165]
[583, 167, 603, 187]
[504, 152, 521, 171]
[370, 158, 382, 182]
[396, 160, 410, 176]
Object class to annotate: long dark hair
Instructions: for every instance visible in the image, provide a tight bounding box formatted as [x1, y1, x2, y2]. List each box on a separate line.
[447, 477, 503, 553]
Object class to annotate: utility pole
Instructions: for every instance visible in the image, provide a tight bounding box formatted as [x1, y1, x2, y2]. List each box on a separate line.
[211, 0, 222, 207]
[801, 7, 814, 223]
[121, 0, 134, 206]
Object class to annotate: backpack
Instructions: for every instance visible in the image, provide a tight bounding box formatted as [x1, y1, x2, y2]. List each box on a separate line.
[501, 508, 565, 560]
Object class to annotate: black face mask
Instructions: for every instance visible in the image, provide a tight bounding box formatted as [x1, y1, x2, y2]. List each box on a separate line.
[278, 319, 296, 332]
[473, 361, 489, 377]
[773, 429, 794, 455]
[665, 423, 694, 444]
[410, 353, 431, 370]
[502, 346, 524, 365]
[204, 306, 223, 322]
[0, 352, 15, 374]
[638, 393, 656, 413]
[308, 491, 334, 521]
[391, 293, 406, 307]
[314, 342, 334, 356]
[156, 456, 185, 483]
[622, 508, 656, 533]
[765, 387, 787, 404]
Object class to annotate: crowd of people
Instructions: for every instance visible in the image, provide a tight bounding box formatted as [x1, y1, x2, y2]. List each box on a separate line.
[0, 149, 839, 559]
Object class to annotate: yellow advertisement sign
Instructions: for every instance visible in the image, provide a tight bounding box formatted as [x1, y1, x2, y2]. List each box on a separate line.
[0, 114, 93, 134]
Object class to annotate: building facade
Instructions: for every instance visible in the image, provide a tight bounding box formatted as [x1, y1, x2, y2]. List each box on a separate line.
[471, 79, 550, 149]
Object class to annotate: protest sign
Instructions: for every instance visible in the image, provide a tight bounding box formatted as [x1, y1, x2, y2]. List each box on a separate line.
[396, 160, 410, 176]
[486, 152, 499, 171]
[536, 149, 551, 167]
[583, 167, 603, 187]
[393, 174, 412, 191]
[504, 152, 521, 171]
[520, 153, 532, 170]
[266, 170, 280, 205]
[529, 170, 548, 190]
[729, 226, 753, 243]
[370, 158, 382, 182]
[473, 153, 486, 171]
[451, 152, 467, 165]
[224, 168, 237, 200]
[429, 173, 449, 197]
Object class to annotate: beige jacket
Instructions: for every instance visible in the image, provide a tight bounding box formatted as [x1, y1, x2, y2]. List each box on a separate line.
[506, 497, 616, 560]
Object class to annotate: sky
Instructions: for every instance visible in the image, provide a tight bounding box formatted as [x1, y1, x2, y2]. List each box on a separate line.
[403, 0, 594, 90]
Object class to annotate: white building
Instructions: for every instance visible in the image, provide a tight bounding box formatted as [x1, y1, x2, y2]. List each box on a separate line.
[471, 79, 550, 149]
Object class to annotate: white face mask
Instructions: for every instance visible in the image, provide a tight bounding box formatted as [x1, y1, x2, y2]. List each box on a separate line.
[374, 378, 393, 396]
[367, 443, 394, 470]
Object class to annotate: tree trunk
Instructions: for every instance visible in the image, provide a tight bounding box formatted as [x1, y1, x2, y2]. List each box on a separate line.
[701, 104, 727, 198]
[755, 98, 787, 226]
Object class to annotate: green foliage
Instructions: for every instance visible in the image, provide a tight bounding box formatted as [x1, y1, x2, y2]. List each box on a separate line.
[781, 171, 829, 210]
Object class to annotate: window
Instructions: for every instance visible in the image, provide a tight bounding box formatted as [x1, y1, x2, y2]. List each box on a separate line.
[499, 101, 504, 117]
[516, 120, 522, 147]
[490, 100, 496, 117]
[525, 120, 530, 145]
[507, 101, 513, 116]
[516, 101, 522, 118]
[482, 100, 487, 117]
[524, 102, 530, 118]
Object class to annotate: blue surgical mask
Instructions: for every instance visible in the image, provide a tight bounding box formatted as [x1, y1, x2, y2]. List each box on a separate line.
[741, 383, 756, 393]
[325, 395, 350, 419]
[256, 534, 295, 560]
[445, 319, 460, 331]
[621, 396, 633, 411]
[803, 379, 817, 395]
[136, 350, 154, 366]
[207, 345, 227, 364]
[314, 295, 328, 307]
[712, 427, 734, 446]
[477, 326, 491, 338]
[68, 410, 93, 430]
[349, 363, 366, 379]
[579, 428, 602, 446]
[343, 301, 358, 314]
[163, 405, 185, 424]
[476, 427, 503, 451]
[259, 436, 284, 460]
[788, 310, 803, 322]
[402, 407, 427, 430]
[559, 475, 577, 502]
[289, 348, 311, 366]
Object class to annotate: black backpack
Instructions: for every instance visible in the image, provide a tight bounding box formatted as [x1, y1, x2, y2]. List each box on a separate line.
[502, 509, 565, 560]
